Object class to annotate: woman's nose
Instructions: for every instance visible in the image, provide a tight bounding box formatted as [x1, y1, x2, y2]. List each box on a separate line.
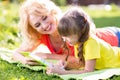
[41, 23, 47, 29]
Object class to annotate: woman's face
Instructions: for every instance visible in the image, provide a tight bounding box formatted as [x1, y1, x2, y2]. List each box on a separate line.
[29, 14, 57, 34]
[62, 34, 79, 45]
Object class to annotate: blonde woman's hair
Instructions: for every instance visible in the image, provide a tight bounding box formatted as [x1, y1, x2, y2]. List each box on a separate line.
[18, 0, 61, 51]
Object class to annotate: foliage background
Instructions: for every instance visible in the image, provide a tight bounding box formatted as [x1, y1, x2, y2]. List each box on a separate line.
[0, 1, 120, 49]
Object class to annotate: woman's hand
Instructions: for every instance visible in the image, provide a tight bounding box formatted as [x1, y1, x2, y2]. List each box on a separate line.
[12, 52, 39, 65]
[21, 57, 39, 65]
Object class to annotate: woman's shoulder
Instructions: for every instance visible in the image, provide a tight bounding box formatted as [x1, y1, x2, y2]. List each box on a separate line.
[40, 34, 49, 40]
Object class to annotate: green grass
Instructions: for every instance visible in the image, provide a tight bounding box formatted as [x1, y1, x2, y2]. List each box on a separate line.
[0, 2, 120, 80]
[0, 59, 63, 80]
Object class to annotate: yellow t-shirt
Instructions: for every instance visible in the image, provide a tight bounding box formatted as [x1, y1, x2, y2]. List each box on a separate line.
[74, 36, 120, 69]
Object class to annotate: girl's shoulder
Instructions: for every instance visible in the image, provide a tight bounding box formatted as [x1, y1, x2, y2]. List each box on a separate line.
[84, 35, 100, 46]
[87, 34, 98, 42]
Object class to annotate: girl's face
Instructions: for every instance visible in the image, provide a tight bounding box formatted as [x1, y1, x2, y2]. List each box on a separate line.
[62, 35, 79, 45]
[29, 14, 57, 34]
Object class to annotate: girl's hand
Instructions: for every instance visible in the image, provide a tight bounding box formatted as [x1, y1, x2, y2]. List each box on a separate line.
[65, 59, 83, 70]
[56, 60, 67, 67]
[46, 64, 66, 75]
[46, 60, 67, 75]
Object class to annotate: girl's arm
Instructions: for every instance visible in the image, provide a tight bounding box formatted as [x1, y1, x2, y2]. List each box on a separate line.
[64, 59, 96, 74]
[47, 59, 96, 75]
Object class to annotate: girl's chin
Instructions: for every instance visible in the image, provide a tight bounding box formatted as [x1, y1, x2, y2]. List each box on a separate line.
[70, 43, 74, 46]
[66, 42, 74, 46]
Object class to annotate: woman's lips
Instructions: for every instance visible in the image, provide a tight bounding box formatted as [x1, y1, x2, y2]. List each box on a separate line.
[44, 24, 52, 31]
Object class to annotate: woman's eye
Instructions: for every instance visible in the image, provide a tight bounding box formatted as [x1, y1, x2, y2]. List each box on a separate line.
[35, 22, 41, 28]
[42, 16, 47, 21]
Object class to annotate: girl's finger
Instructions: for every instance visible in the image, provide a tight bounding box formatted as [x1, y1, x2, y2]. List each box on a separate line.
[46, 67, 53, 74]
[25, 61, 40, 66]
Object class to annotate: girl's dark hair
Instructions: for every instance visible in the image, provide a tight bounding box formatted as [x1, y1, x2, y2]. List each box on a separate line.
[58, 7, 90, 66]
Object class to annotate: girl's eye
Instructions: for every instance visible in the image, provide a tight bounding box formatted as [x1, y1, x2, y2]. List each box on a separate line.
[35, 22, 41, 28]
[42, 16, 47, 21]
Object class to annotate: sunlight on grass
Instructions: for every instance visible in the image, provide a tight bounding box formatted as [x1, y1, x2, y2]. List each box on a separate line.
[11, 76, 27, 80]
[83, 4, 120, 18]
[61, 5, 120, 28]
[85, 9, 120, 18]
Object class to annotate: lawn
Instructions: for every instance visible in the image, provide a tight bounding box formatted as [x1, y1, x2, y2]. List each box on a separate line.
[0, 1, 120, 80]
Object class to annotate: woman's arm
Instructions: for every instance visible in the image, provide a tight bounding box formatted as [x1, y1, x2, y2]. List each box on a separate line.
[35, 53, 65, 60]
[35, 52, 78, 61]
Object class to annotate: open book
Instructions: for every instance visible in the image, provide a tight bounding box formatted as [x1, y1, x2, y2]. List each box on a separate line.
[20, 51, 55, 67]
[0, 48, 55, 68]
[29, 53, 53, 67]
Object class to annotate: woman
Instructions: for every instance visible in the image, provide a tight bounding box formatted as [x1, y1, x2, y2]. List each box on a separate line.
[12, 0, 75, 65]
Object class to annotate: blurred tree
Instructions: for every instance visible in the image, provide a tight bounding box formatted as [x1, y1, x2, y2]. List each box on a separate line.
[52, 0, 67, 6]
[0, 0, 24, 3]
[66, 0, 120, 6]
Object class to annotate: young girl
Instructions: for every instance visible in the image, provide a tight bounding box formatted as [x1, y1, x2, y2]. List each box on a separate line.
[46, 7, 120, 75]
[12, 0, 75, 65]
